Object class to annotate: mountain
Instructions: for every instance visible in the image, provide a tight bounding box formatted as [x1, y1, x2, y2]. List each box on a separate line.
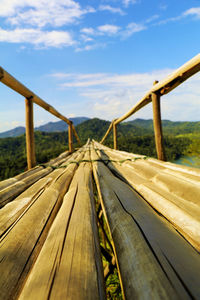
[0, 117, 90, 138]
[0, 117, 193, 181]
[124, 119, 200, 135]
[35, 117, 89, 132]
[0, 126, 25, 138]
[1, 117, 200, 139]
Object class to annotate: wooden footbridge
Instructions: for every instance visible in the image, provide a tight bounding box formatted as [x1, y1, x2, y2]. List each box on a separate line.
[0, 54, 200, 299]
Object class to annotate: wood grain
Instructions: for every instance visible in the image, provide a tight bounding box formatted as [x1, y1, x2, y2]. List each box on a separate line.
[19, 155, 105, 300]
[91, 147, 200, 299]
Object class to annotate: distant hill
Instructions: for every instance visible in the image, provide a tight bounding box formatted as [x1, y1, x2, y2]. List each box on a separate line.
[35, 117, 89, 132]
[1, 117, 200, 139]
[0, 117, 90, 138]
[125, 119, 200, 135]
[0, 126, 25, 138]
[0, 117, 195, 180]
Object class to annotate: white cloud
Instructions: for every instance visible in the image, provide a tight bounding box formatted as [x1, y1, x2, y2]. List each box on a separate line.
[80, 34, 93, 42]
[80, 27, 95, 35]
[155, 6, 200, 26]
[54, 69, 172, 88]
[0, 0, 95, 28]
[98, 24, 121, 35]
[145, 15, 159, 24]
[122, 0, 137, 8]
[121, 22, 146, 38]
[0, 27, 75, 48]
[159, 4, 168, 11]
[52, 73, 108, 80]
[51, 70, 200, 121]
[184, 7, 200, 19]
[99, 5, 125, 15]
[75, 44, 101, 52]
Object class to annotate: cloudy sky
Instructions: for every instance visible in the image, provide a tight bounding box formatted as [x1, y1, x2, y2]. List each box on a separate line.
[0, 0, 200, 132]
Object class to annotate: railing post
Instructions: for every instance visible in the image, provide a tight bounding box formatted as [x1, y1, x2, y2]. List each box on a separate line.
[152, 81, 166, 161]
[68, 121, 74, 153]
[25, 97, 36, 169]
[113, 122, 117, 150]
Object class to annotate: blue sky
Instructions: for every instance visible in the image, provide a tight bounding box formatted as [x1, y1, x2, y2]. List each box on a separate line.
[0, 0, 200, 132]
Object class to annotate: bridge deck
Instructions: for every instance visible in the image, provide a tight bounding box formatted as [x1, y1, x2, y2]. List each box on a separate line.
[0, 141, 200, 299]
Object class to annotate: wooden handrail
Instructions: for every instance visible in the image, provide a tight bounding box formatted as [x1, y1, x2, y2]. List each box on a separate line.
[100, 53, 200, 159]
[0, 66, 81, 168]
[115, 53, 200, 125]
[0, 67, 72, 125]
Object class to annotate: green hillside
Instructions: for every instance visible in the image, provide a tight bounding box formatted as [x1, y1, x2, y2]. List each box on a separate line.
[0, 117, 199, 181]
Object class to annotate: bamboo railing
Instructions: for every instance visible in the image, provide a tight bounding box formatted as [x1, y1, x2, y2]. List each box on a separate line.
[100, 53, 200, 160]
[0, 67, 81, 169]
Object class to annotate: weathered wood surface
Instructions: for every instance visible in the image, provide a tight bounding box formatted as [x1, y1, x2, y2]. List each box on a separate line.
[0, 167, 52, 208]
[91, 146, 200, 299]
[0, 140, 200, 300]
[0, 149, 85, 300]
[93, 141, 200, 252]
[0, 151, 71, 208]
[19, 154, 105, 300]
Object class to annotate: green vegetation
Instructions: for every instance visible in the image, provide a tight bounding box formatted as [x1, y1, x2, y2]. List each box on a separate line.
[0, 131, 68, 180]
[0, 118, 199, 181]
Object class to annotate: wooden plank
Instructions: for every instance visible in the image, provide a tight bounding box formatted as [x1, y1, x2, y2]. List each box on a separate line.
[0, 150, 85, 300]
[19, 157, 105, 300]
[0, 167, 53, 208]
[0, 148, 80, 207]
[0, 170, 63, 237]
[91, 148, 200, 299]
[95, 140, 200, 178]
[93, 143, 200, 251]
[45, 150, 70, 167]
[92, 153, 177, 299]
[0, 166, 43, 192]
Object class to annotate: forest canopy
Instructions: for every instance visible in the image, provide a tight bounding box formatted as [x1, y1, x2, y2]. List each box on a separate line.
[0, 118, 199, 181]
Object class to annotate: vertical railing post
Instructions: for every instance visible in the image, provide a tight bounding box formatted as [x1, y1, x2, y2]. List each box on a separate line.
[152, 81, 166, 161]
[68, 121, 74, 153]
[25, 97, 36, 169]
[113, 122, 118, 150]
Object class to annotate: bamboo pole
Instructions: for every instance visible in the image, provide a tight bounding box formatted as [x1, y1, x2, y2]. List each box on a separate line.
[68, 122, 74, 153]
[0, 67, 82, 145]
[100, 121, 113, 144]
[71, 123, 81, 145]
[0, 67, 72, 125]
[114, 53, 200, 125]
[152, 81, 166, 161]
[113, 122, 117, 150]
[25, 98, 36, 169]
